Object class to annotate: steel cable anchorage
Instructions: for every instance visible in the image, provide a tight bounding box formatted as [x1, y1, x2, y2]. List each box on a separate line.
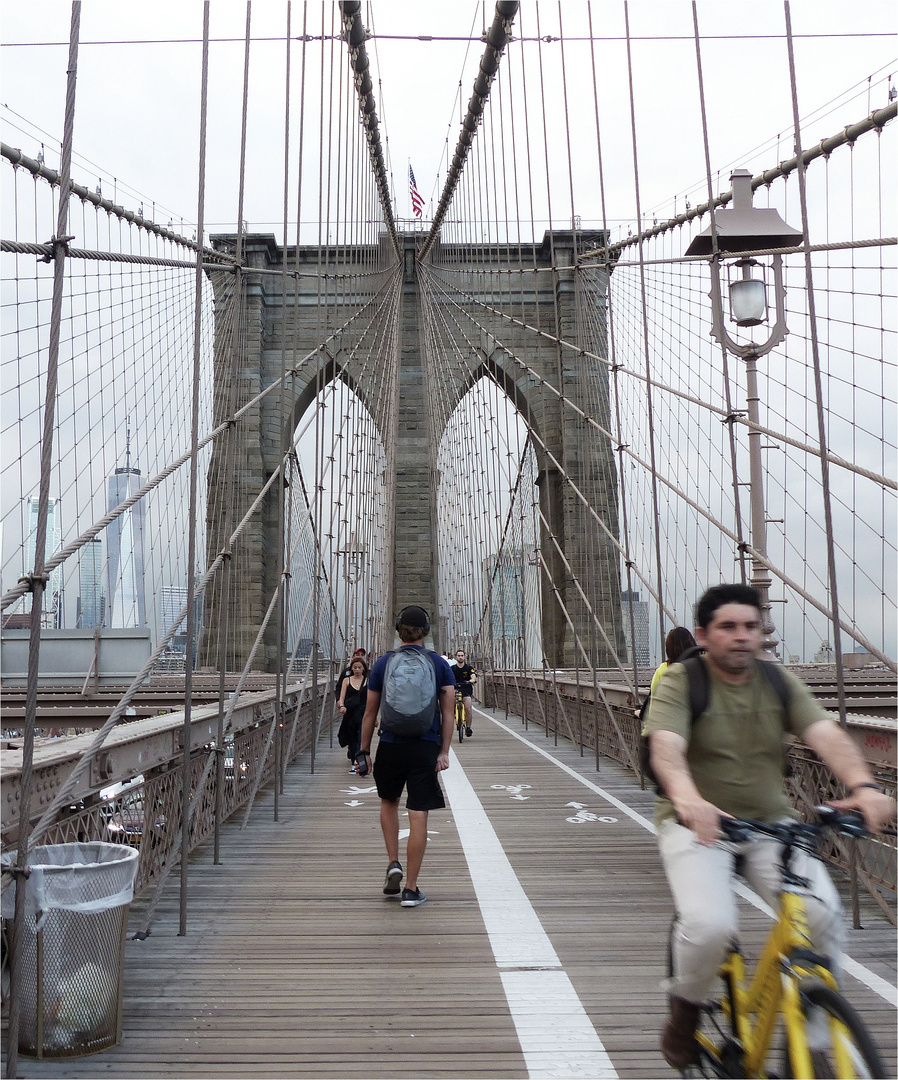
[338, 2, 399, 258]
[419, 1, 520, 260]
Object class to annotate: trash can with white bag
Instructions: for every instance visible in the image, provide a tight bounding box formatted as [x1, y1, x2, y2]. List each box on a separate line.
[1, 841, 139, 1058]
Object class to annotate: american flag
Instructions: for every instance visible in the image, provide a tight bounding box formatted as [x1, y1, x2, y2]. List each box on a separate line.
[409, 165, 424, 218]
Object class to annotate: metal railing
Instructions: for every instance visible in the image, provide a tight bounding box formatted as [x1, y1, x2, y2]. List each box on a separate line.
[484, 670, 897, 922]
[1, 683, 320, 897]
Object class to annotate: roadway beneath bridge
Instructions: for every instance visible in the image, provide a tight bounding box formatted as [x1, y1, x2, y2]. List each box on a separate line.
[11, 703, 897, 1080]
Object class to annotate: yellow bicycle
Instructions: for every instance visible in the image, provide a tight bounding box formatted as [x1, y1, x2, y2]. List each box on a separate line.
[454, 689, 466, 743]
[684, 808, 887, 1079]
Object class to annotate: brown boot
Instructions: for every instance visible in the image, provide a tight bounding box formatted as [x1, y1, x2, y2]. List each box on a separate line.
[660, 995, 701, 1069]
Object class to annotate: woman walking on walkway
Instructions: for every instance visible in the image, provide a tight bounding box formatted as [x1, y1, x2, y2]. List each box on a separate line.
[338, 658, 369, 773]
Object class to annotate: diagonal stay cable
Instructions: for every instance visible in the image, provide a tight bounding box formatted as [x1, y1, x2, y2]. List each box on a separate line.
[0, 267, 403, 612]
[423, 266, 897, 491]
[420, 265, 895, 670]
[22, 279, 401, 851]
[419, 266, 675, 659]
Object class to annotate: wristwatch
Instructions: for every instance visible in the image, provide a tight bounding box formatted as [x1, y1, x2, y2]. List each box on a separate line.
[850, 782, 884, 795]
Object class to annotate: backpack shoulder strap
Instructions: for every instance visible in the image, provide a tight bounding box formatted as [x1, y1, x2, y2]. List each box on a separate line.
[681, 654, 790, 726]
[682, 655, 709, 722]
[755, 659, 790, 710]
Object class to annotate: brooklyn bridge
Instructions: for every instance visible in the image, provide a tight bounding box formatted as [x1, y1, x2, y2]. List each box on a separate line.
[1, 2, 895, 1077]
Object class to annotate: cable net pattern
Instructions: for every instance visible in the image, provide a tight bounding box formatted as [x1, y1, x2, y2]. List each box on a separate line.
[1, 4, 894, 934]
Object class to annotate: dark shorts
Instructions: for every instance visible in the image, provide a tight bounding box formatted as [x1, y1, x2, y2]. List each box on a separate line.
[373, 740, 446, 812]
[457, 684, 473, 698]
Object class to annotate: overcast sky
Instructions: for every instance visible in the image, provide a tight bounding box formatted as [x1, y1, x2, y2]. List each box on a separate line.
[1, 2, 894, 661]
[1, 2, 895, 243]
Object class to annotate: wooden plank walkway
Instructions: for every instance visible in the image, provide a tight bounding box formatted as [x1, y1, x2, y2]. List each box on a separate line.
[12, 702, 897, 1079]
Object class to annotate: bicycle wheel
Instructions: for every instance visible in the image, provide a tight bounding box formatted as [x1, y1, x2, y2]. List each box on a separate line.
[780, 984, 885, 1079]
[690, 998, 743, 1078]
[456, 702, 465, 742]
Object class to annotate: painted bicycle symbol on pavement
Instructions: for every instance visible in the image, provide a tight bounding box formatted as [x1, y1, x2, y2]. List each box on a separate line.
[565, 801, 618, 824]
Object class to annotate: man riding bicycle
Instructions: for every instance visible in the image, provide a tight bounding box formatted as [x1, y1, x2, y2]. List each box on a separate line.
[453, 649, 476, 738]
[644, 583, 895, 1070]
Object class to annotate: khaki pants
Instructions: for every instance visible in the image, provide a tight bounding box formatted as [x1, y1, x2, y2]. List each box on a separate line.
[658, 819, 845, 1004]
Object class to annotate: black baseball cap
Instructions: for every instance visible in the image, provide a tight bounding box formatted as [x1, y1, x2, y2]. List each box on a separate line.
[397, 605, 429, 628]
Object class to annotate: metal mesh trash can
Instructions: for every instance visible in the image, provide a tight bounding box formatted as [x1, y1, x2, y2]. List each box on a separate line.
[1, 841, 139, 1058]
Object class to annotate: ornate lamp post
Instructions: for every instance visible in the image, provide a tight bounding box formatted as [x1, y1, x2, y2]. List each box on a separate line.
[336, 533, 366, 654]
[687, 170, 801, 655]
[452, 597, 465, 649]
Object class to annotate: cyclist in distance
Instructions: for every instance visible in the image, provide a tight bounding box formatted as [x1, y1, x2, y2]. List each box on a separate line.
[643, 583, 896, 1071]
[453, 649, 476, 738]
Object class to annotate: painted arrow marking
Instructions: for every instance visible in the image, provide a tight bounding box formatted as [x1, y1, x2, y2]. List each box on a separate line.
[566, 801, 586, 809]
[345, 800, 364, 807]
[511, 794, 530, 801]
[341, 786, 377, 795]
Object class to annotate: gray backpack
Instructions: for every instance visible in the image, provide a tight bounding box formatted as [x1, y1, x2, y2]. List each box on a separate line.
[380, 648, 438, 737]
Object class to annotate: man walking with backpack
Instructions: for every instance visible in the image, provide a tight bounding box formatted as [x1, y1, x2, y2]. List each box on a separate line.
[357, 606, 456, 907]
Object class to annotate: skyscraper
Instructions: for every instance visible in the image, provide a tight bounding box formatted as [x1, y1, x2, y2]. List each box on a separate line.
[106, 431, 147, 628]
[159, 585, 188, 650]
[621, 589, 651, 666]
[23, 494, 63, 628]
[77, 536, 105, 628]
[483, 550, 540, 669]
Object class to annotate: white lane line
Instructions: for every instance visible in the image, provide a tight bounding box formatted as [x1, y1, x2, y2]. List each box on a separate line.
[443, 748, 618, 1080]
[476, 706, 898, 1007]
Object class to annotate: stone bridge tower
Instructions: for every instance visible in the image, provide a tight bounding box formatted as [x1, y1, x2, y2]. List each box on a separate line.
[201, 232, 624, 672]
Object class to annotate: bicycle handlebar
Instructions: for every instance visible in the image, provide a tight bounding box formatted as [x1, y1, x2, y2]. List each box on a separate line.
[719, 806, 879, 846]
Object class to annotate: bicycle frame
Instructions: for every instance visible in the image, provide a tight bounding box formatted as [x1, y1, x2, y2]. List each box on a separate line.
[455, 691, 465, 731]
[701, 888, 838, 1077]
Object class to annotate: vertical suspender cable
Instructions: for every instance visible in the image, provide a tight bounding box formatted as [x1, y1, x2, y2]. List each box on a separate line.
[310, 9, 329, 774]
[5, 9, 80, 1071]
[179, 0, 211, 937]
[214, 0, 253, 862]
[274, 0, 291, 812]
[782, 6, 849, 717]
[623, 2, 667, 656]
[558, 1, 594, 686]
[275, 2, 293, 801]
[782, 3, 857, 925]
[338, 1, 400, 260]
[691, 2, 750, 587]
[288, 4, 308, 760]
[586, 1, 641, 705]
[418, 1, 519, 261]
[534, 6, 568, 668]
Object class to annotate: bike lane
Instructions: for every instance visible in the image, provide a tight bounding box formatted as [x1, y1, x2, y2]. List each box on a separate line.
[440, 702, 897, 1079]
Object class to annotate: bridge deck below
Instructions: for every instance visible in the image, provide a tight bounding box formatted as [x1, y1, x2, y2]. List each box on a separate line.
[14, 703, 897, 1079]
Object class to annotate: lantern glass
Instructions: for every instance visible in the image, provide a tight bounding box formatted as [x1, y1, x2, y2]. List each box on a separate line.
[729, 276, 767, 327]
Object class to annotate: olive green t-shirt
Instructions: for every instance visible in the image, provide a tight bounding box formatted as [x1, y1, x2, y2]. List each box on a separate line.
[644, 660, 827, 826]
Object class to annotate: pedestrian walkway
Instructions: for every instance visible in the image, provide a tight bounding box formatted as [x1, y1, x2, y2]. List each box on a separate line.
[15, 703, 897, 1079]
